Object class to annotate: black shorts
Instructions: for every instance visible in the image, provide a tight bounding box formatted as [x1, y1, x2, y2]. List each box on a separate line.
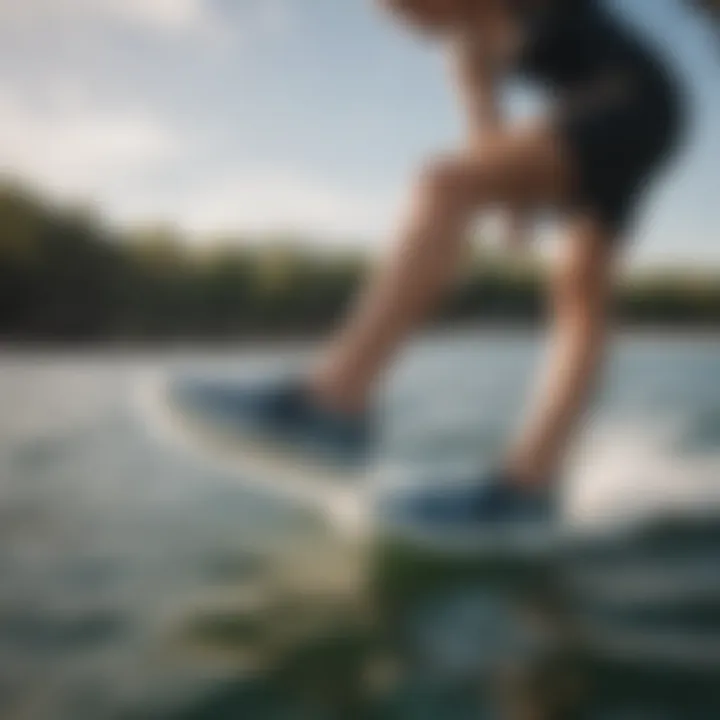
[557, 76, 686, 236]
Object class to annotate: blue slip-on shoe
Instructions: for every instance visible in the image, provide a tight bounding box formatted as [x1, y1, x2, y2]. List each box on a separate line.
[167, 376, 374, 475]
[379, 469, 560, 555]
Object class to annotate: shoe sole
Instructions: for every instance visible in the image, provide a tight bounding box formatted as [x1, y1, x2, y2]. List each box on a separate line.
[376, 509, 565, 559]
[134, 371, 372, 537]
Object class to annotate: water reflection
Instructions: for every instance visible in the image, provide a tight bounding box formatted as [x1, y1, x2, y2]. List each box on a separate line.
[170, 515, 720, 720]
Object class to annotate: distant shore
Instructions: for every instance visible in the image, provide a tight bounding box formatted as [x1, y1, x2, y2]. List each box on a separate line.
[3, 182, 720, 346]
[2, 322, 720, 357]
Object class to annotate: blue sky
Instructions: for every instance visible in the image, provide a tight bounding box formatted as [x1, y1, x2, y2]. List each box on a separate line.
[0, 0, 717, 265]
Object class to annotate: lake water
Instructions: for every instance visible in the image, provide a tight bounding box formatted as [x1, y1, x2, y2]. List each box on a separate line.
[1, 332, 719, 719]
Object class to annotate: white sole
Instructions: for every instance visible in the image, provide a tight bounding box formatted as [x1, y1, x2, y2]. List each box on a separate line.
[132, 370, 374, 539]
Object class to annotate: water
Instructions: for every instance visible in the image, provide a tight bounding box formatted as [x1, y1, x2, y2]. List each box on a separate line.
[1, 332, 719, 719]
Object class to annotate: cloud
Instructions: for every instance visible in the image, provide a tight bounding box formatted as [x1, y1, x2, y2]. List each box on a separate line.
[0, 87, 179, 199]
[0, 0, 387, 246]
[114, 167, 399, 245]
[92, 0, 209, 32]
[0, 0, 294, 41]
[0, 82, 393, 244]
[0, 0, 214, 35]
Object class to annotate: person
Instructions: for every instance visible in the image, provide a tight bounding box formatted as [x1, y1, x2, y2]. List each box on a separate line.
[174, 0, 686, 538]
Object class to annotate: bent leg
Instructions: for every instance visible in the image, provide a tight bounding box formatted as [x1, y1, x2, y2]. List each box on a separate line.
[311, 122, 572, 412]
[507, 215, 619, 485]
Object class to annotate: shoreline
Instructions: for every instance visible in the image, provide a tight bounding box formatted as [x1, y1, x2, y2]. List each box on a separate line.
[2, 323, 720, 357]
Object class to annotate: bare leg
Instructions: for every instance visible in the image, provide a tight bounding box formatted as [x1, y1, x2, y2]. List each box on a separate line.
[310, 123, 571, 413]
[507, 216, 619, 485]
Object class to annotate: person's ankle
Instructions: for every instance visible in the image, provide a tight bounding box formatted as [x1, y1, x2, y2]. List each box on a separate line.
[305, 374, 369, 417]
[503, 457, 555, 491]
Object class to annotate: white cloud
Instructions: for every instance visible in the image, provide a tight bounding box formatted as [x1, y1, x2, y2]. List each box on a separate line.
[0, 0, 386, 246]
[114, 167, 399, 245]
[0, 87, 179, 199]
[93, 0, 209, 32]
[0, 0, 213, 35]
[0, 0, 296, 40]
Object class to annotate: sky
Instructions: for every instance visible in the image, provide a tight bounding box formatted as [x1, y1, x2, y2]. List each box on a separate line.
[0, 0, 717, 265]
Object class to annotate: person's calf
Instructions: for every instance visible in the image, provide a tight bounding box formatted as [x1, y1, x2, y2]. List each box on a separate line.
[308, 155, 485, 413]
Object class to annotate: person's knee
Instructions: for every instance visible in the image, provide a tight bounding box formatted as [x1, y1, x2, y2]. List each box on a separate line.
[552, 259, 611, 329]
[416, 155, 482, 216]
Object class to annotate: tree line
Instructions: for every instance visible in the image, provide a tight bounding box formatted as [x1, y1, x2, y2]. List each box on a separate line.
[0, 182, 719, 343]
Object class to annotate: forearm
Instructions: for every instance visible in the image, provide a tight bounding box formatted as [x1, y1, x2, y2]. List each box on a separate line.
[449, 39, 505, 149]
[468, 76, 504, 142]
[450, 35, 535, 246]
